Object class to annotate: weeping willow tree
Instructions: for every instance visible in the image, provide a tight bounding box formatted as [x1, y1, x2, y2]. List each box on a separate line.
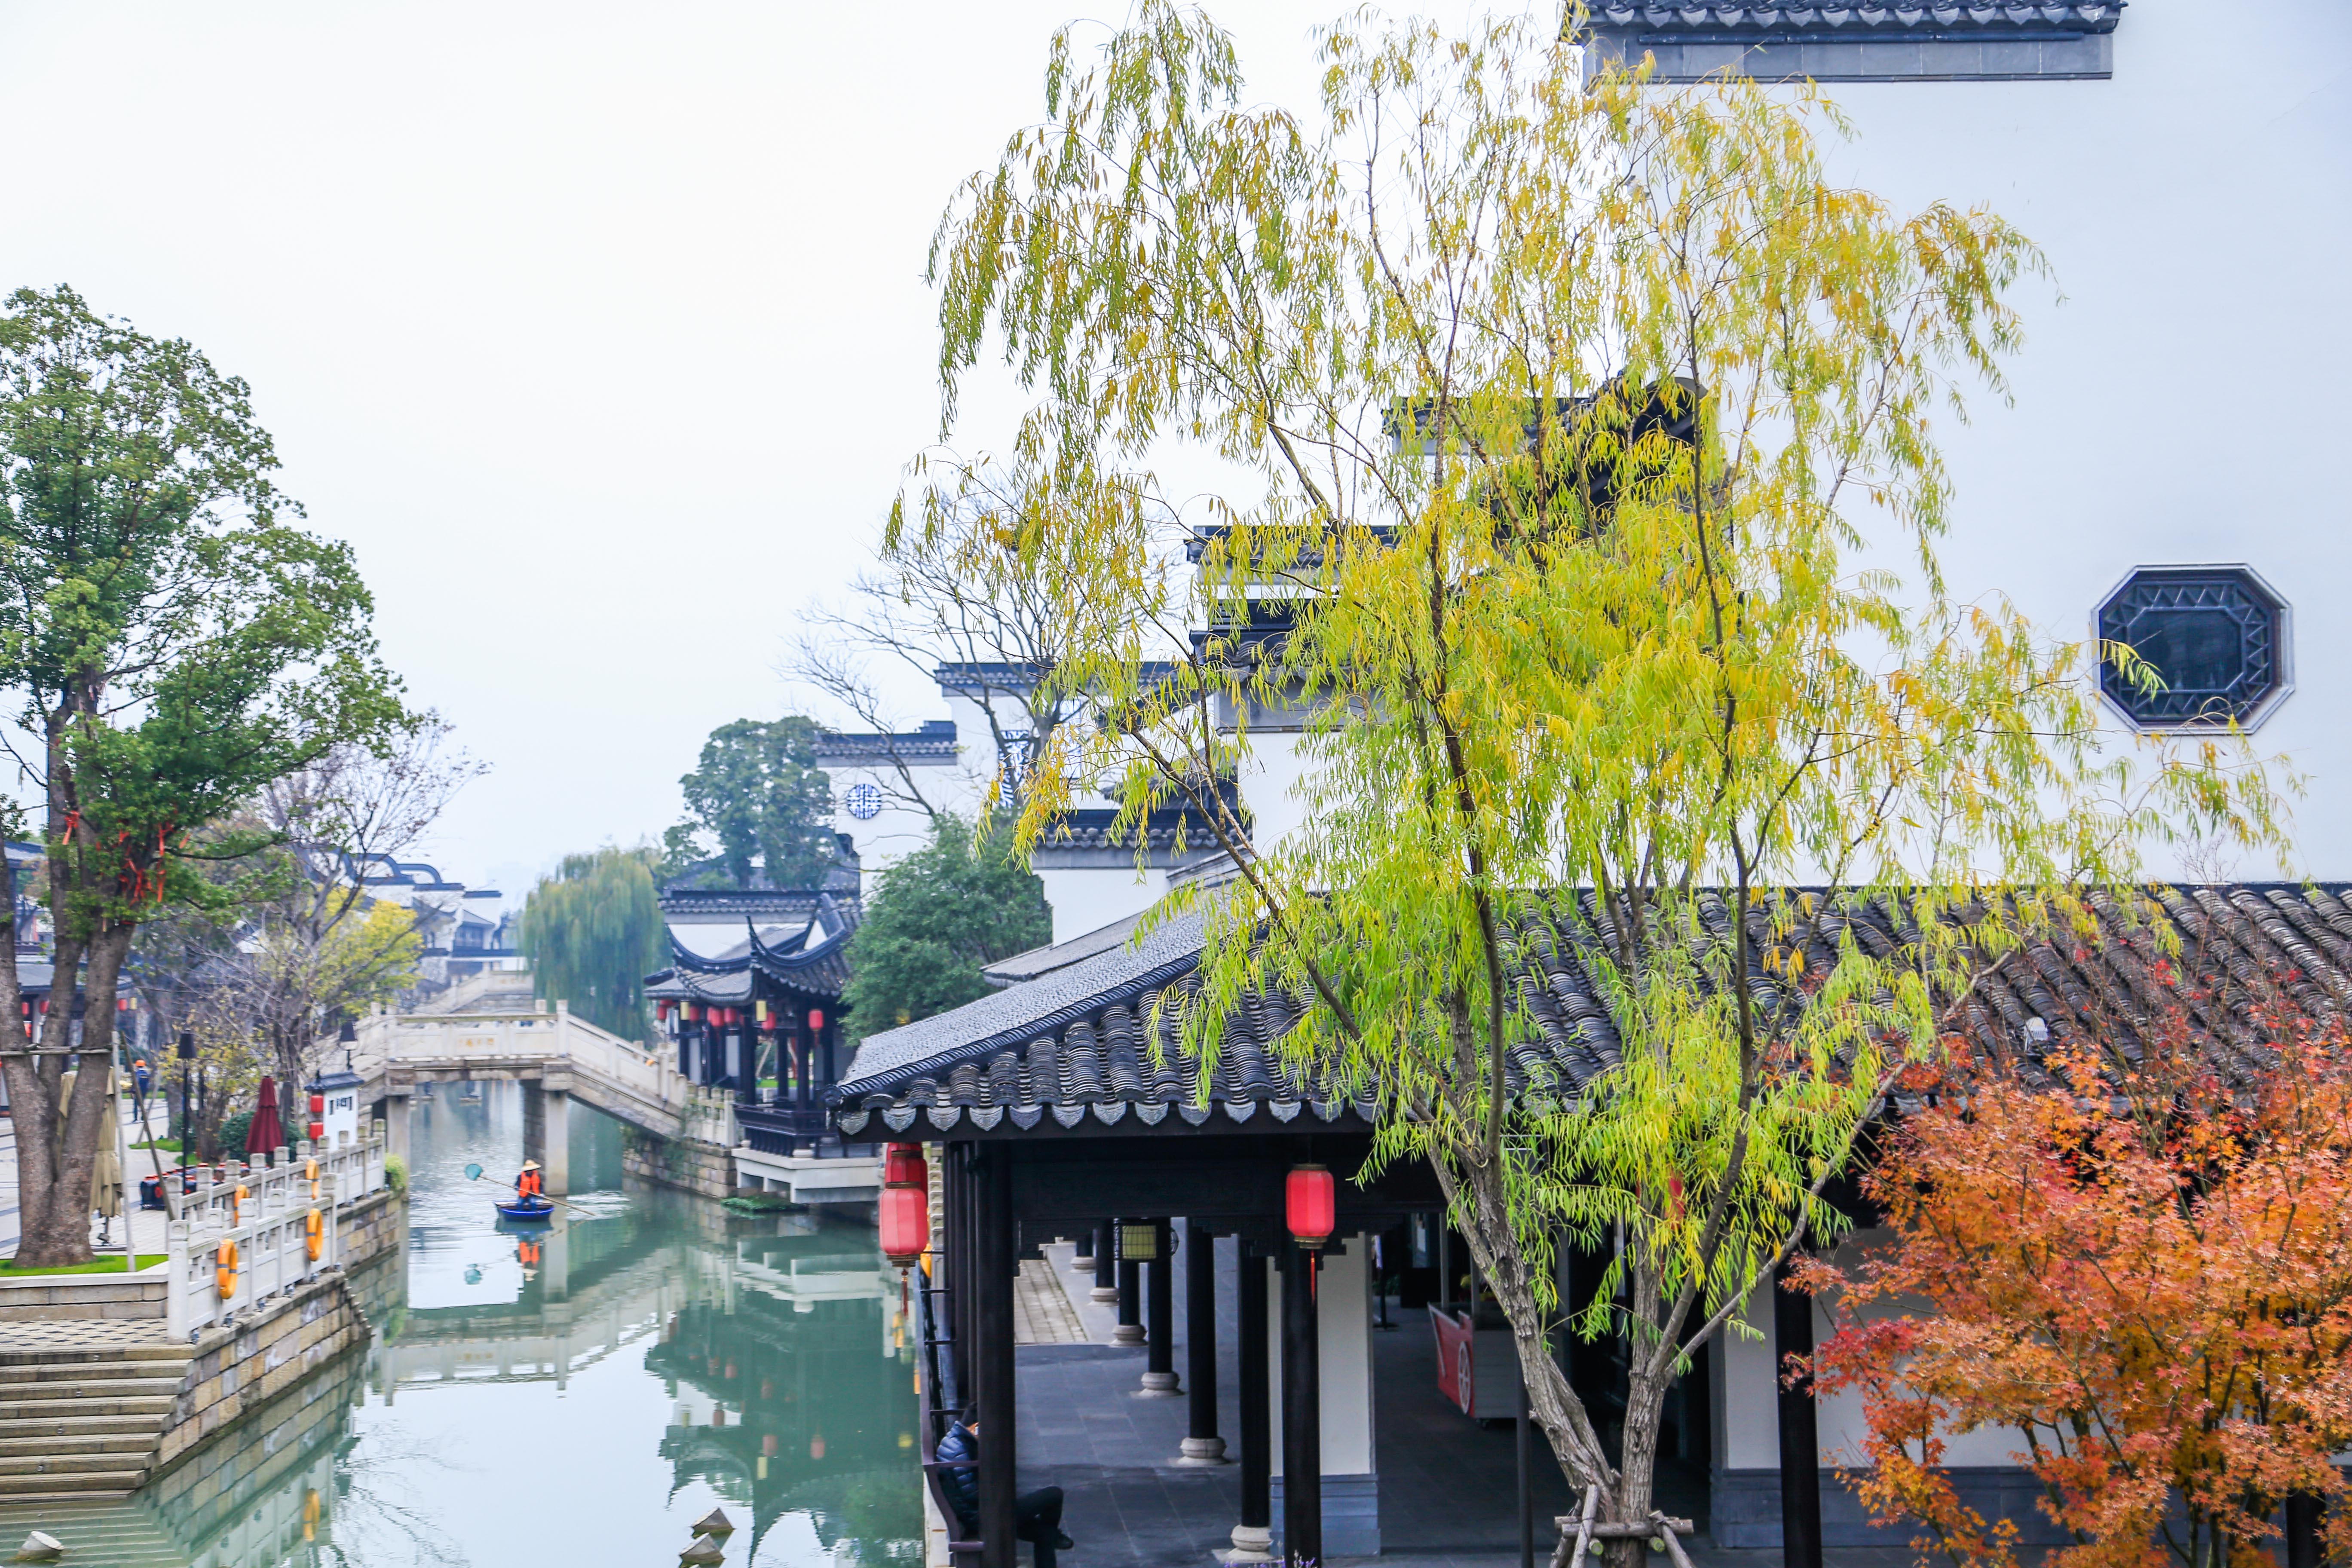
[519, 847, 667, 1041]
[903, 6, 2289, 1558]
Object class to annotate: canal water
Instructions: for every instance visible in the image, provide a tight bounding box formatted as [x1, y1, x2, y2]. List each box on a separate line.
[1, 1082, 921, 1568]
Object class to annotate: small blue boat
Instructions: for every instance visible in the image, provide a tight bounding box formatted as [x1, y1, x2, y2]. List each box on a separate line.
[495, 1199, 555, 1222]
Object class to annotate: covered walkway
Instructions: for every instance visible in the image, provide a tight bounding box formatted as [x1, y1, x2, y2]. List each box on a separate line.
[1003, 1236, 1910, 1568]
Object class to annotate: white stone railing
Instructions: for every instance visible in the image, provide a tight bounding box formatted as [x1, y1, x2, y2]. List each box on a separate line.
[159, 1123, 388, 1338]
[352, 1002, 699, 1140]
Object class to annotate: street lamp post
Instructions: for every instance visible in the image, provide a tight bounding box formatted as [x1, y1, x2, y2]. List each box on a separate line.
[176, 1029, 195, 1149]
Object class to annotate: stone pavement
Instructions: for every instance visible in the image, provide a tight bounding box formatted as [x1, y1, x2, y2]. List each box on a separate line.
[1006, 1234, 1926, 1568]
[1019, 1257, 1090, 1345]
[0, 1316, 173, 1352]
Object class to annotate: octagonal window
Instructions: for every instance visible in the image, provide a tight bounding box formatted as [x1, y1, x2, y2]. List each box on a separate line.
[2097, 566, 2288, 730]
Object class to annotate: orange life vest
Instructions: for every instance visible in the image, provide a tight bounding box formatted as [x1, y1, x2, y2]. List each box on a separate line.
[518, 1170, 542, 1198]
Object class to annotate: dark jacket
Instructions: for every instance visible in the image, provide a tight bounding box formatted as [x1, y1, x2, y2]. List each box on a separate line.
[934, 1420, 980, 1529]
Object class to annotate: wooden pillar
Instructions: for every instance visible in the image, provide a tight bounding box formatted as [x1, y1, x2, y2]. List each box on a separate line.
[945, 1147, 972, 1406]
[1232, 1246, 1275, 1561]
[1091, 1224, 1118, 1302]
[794, 1018, 813, 1123]
[1141, 1222, 1178, 1395]
[1281, 1245, 1321, 1568]
[1774, 1256, 1822, 1568]
[975, 1145, 1017, 1568]
[2288, 1493, 2324, 1568]
[1072, 1224, 1095, 1273]
[1176, 1219, 1227, 1464]
[1114, 1223, 1145, 1346]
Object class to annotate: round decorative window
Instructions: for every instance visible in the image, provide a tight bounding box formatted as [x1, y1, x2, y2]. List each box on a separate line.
[843, 782, 884, 821]
[2097, 567, 2288, 730]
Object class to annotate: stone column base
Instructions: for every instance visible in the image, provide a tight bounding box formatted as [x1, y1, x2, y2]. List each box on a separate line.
[1110, 1323, 1146, 1345]
[1172, 1436, 1229, 1467]
[1217, 1524, 1277, 1564]
[1090, 1286, 1120, 1303]
[1136, 1370, 1181, 1397]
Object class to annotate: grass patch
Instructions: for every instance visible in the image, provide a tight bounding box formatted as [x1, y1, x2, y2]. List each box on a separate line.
[0, 1253, 167, 1277]
[723, 1192, 803, 1215]
[131, 1136, 182, 1152]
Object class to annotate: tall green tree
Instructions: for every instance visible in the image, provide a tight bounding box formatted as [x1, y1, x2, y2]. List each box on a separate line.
[913, 10, 2287, 1556]
[520, 846, 667, 1041]
[664, 716, 837, 889]
[0, 284, 406, 1266]
[841, 815, 1051, 1045]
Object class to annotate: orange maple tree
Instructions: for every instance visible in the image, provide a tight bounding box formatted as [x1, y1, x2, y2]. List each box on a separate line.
[1803, 992, 2352, 1568]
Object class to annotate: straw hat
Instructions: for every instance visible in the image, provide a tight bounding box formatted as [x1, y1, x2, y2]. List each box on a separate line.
[520, 1159, 542, 1171]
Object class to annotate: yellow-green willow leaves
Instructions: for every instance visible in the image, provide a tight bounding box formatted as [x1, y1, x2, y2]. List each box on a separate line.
[902, 6, 2289, 1549]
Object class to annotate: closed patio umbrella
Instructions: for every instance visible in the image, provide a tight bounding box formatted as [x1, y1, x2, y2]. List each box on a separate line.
[246, 1075, 285, 1161]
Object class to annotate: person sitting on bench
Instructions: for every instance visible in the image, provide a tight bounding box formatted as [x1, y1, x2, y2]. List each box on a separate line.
[934, 1406, 1072, 1568]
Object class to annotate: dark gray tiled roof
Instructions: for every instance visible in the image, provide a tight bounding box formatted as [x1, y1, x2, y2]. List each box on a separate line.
[832, 884, 2352, 1140]
[1584, 2, 2122, 36]
[839, 912, 1205, 1092]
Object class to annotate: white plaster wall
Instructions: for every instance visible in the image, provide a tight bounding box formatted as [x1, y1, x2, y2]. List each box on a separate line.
[1268, 1237, 1376, 1477]
[1038, 864, 1169, 946]
[1713, 1232, 2033, 1470]
[1234, 723, 1317, 857]
[822, 757, 991, 885]
[1807, 3, 2352, 881]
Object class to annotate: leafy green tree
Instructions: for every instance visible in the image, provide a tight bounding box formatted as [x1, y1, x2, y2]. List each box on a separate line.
[664, 716, 838, 889]
[842, 816, 1050, 1044]
[0, 285, 405, 1266]
[520, 846, 668, 1041]
[915, 9, 2287, 1556]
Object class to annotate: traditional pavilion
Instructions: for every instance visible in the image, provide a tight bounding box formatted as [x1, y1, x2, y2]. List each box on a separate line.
[644, 876, 861, 1156]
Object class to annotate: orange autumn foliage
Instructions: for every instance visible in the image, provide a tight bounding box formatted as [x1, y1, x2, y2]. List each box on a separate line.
[1803, 1004, 2352, 1568]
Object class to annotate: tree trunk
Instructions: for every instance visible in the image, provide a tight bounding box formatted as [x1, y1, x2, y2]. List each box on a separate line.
[6, 920, 119, 1267]
[1436, 1153, 1629, 1530]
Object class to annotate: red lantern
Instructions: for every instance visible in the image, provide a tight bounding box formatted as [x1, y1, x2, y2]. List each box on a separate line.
[683, 1002, 700, 1023]
[809, 1009, 825, 1031]
[884, 1143, 926, 1190]
[1285, 1164, 1335, 1251]
[880, 1184, 928, 1268]
[762, 1433, 778, 1457]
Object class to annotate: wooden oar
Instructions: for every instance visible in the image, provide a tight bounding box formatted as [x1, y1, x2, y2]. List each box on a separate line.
[461, 1163, 600, 1218]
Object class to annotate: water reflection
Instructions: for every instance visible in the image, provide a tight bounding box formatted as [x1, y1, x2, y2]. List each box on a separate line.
[0, 1080, 919, 1568]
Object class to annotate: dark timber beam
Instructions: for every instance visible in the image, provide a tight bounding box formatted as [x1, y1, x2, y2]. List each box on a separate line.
[1234, 1246, 1275, 1562]
[1281, 1245, 1321, 1568]
[976, 1147, 1017, 1568]
[1177, 1219, 1227, 1464]
[1774, 1256, 1822, 1568]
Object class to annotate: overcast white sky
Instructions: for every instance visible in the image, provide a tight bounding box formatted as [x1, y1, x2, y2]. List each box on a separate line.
[0, 0, 1381, 903]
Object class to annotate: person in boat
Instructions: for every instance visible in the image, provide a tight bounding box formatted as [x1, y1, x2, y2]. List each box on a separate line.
[934, 1405, 1070, 1568]
[516, 1160, 545, 1204]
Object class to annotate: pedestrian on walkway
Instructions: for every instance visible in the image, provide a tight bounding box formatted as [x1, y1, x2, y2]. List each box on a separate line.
[935, 1407, 1072, 1568]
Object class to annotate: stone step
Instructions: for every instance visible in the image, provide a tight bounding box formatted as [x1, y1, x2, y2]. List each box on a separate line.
[0, 1468, 146, 1495]
[0, 1394, 175, 1420]
[0, 1413, 161, 1439]
[0, 1429, 159, 1459]
[0, 1358, 190, 1384]
[0, 1376, 183, 1402]
[0, 1449, 149, 1479]
[0, 1342, 187, 1367]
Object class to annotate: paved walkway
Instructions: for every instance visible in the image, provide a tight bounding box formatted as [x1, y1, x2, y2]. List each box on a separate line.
[1006, 1234, 1921, 1568]
[1018, 1257, 1089, 1346]
[0, 1316, 174, 1352]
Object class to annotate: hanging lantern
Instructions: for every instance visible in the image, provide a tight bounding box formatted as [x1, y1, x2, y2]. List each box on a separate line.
[682, 1002, 699, 1024]
[1116, 1221, 1163, 1262]
[808, 1009, 825, 1032]
[754, 999, 769, 1025]
[883, 1143, 927, 1190]
[880, 1183, 928, 1268]
[655, 1000, 671, 1022]
[1286, 1164, 1335, 1251]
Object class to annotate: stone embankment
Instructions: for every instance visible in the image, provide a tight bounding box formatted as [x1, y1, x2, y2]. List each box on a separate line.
[0, 1184, 403, 1501]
